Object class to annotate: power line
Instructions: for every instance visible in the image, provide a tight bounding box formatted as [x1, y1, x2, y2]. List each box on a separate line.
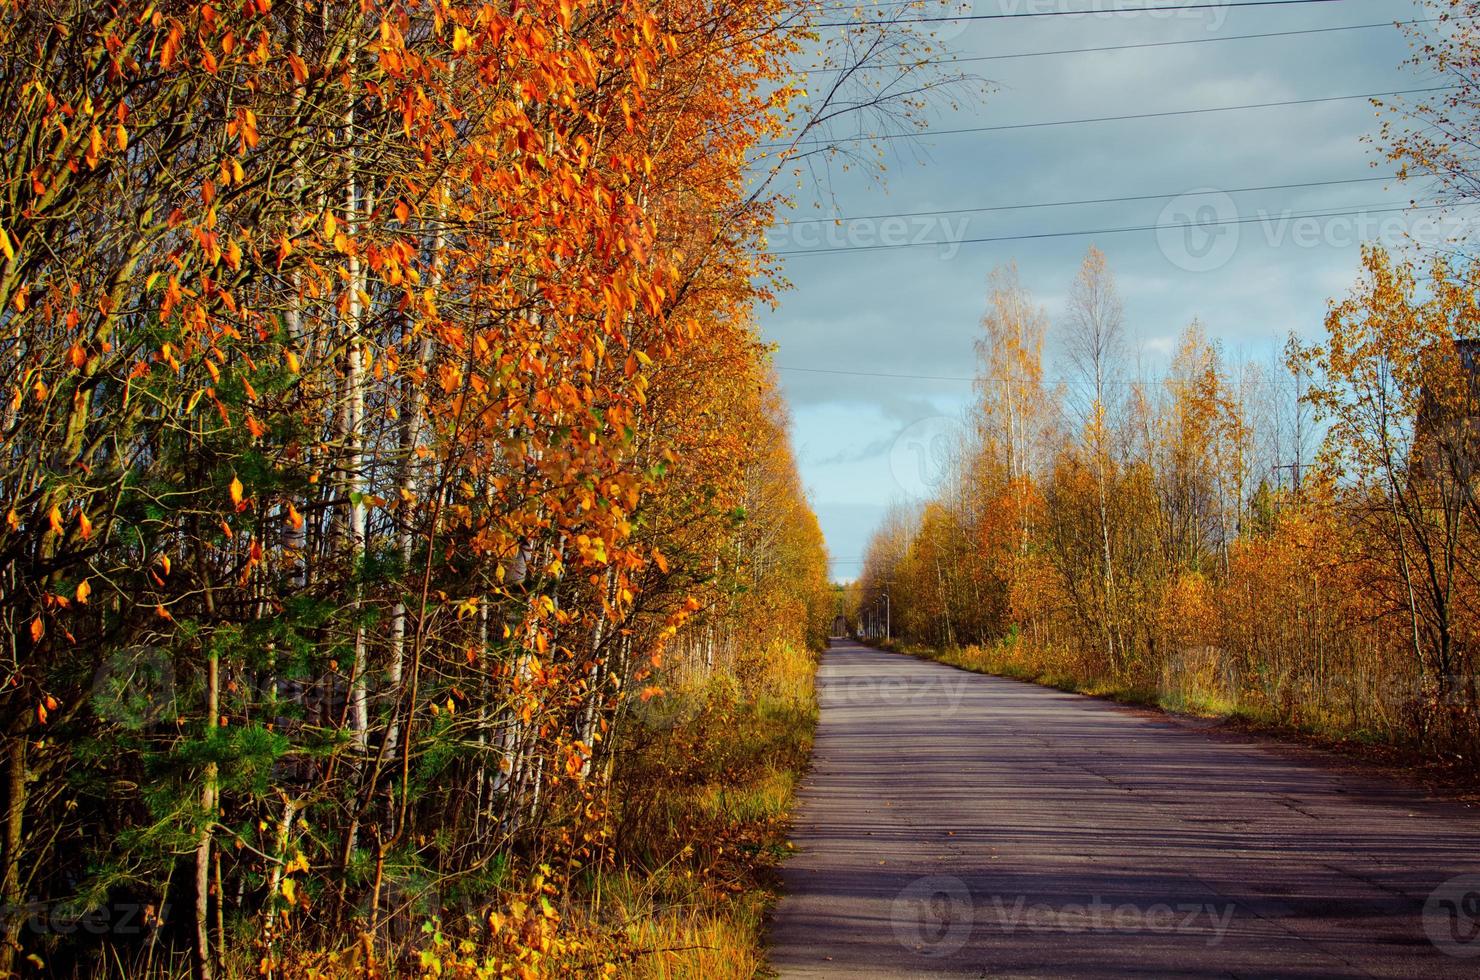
[800, 18, 1435, 74]
[774, 200, 1464, 255]
[816, 0, 1359, 28]
[774, 172, 1422, 227]
[775, 365, 1328, 386]
[766, 85, 1455, 149]
[813, 0, 954, 13]
[782, 365, 976, 382]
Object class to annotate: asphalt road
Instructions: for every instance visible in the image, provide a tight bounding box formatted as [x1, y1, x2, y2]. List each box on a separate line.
[767, 640, 1480, 978]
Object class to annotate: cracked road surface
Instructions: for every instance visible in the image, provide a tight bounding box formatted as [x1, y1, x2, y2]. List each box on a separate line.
[767, 641, 1480, 978]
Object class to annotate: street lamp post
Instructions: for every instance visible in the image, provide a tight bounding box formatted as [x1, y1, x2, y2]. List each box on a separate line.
[881, 592, 891, 641]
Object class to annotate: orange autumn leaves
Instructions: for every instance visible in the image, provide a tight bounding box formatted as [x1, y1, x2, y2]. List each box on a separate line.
[0, 0, 828, 973]
[861, 244, 1480, 753]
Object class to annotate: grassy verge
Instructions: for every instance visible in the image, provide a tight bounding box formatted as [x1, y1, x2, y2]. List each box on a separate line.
[877, 638, 1323, 726]
[871, 638, 1480, 790]
[192, 643, 821, 980]
[588, 640, 819, 978]
[915, 642, 1176, 714]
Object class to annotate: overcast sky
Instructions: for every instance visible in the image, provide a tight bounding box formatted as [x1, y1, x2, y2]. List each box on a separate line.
[756, 0, 1442, 580]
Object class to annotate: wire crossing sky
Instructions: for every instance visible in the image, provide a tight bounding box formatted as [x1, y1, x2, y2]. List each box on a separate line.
[797, 17, 1440, 73]
[767, 84, 1454, 147]
[815, 0, 1365, 28]
[760, 0, 1444, 580]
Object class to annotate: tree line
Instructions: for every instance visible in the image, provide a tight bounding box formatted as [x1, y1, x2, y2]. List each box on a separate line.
[0, 0, 951, 974]
[858, 3, 1480, 762]
[860, 243, 1478, 753]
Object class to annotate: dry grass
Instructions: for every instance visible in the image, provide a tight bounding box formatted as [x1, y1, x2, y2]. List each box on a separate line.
[586, 638, 819, 979]
[893, 637, 1399, 746]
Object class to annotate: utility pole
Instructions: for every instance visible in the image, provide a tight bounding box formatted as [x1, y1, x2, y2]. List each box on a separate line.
[881, 592, 891, 642]
[1271, 461, 1302, 493]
